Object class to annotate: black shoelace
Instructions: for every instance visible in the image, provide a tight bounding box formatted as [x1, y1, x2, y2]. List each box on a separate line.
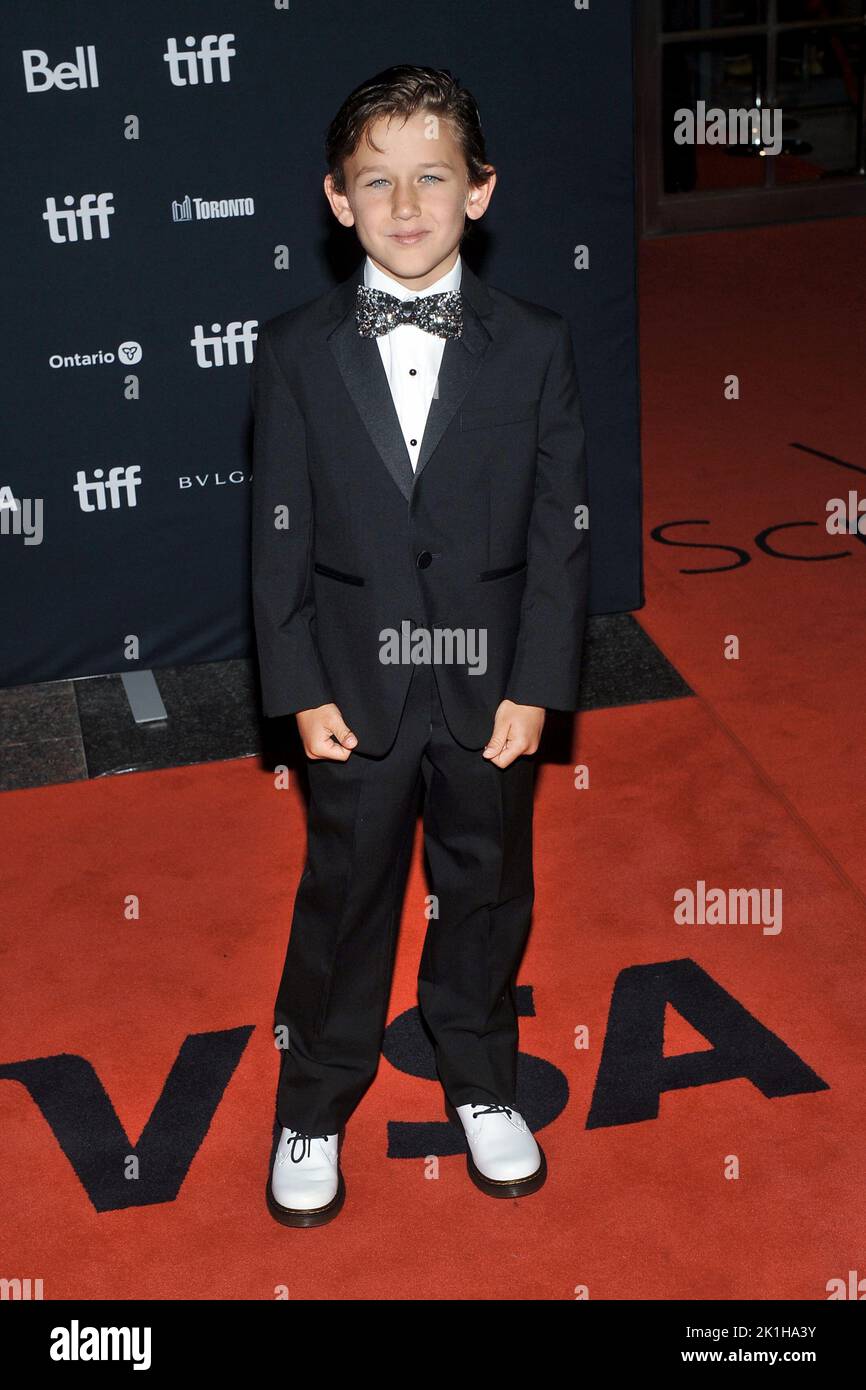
[284, 1130, 329, 1162]
[470, 1104, 513, 1119]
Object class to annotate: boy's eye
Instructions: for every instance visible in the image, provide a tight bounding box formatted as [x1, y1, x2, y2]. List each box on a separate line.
[366, 174, 443, 187]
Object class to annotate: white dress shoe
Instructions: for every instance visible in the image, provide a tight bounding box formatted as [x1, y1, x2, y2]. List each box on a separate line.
[446, 1099, 547, 1198]
[266, 1126, 345, 1227]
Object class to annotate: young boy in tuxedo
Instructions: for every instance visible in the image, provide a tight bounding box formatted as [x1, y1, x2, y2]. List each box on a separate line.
[250, 64, 589, 1226]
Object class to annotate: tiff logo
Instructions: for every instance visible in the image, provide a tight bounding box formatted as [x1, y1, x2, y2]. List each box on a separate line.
[191, 320, 257, 367]
[23, 45, 99, 92]
[74, 466, 142, 512]
[163, 34, 236, 86]
[43, 193, 114, 243]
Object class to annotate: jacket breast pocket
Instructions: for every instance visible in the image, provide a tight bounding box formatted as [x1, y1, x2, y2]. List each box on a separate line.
[313, 561, 365, 586]
[478, 559, 527, 582]
[460, 399, 539, 431]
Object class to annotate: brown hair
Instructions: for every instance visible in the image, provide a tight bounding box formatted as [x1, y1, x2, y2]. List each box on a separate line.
[325, 64, 492, 198]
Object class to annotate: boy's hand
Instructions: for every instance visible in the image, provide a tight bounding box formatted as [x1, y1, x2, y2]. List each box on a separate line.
[483, 700, 546, 768]
[295, 703, 358, 760]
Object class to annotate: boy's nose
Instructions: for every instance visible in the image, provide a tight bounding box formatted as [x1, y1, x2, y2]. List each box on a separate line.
[391, 192, 421, 215]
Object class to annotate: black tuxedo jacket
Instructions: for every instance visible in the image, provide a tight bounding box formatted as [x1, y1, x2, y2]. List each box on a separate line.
[249, 258, 590, 756]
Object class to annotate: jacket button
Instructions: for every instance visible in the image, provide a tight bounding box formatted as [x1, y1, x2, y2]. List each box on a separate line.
[416, 551, 433, 568]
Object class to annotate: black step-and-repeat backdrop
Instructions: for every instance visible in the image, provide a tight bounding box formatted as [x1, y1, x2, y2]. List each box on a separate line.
[1, 0, 640, 692]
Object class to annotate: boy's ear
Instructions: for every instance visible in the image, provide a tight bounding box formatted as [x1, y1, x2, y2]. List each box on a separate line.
[324, 172, 355, 227]
[465, 167, 496, 222]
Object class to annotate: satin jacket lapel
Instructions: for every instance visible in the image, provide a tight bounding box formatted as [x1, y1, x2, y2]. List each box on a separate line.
[326, 259, 494, 502]
[327, 262, 415, 501]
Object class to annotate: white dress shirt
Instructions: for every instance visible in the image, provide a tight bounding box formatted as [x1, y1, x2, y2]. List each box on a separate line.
[363, 252, 462, 473]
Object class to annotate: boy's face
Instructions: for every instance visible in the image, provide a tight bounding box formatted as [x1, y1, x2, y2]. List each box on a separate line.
[324, 110, 495, 290]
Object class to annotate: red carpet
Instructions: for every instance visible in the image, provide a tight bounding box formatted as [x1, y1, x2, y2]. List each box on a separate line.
[2, 217, 865, 1299]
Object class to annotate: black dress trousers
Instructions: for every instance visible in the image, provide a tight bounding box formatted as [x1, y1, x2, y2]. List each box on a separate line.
[273, 658, 537, 1135]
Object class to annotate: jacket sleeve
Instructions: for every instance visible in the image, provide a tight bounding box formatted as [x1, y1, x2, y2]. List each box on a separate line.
[249, 322, 335, 717]
[503, 314, 591, 711]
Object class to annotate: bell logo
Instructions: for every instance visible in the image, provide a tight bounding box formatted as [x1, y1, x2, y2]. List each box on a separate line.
[22, 45, 99, 92]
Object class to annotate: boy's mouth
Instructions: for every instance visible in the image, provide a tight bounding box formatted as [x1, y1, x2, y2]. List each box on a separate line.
[389, 230, 429, 246]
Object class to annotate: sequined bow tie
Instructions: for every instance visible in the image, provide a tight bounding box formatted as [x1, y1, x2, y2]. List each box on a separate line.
[356, 285, 463, 340]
